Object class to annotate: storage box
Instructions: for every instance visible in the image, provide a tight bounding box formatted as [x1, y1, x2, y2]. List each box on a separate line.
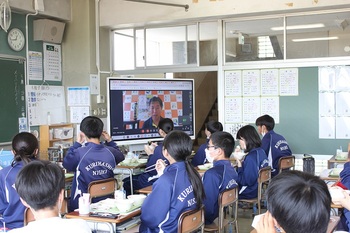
[54, 127, 73, 139]
[0, 151, 14, 168]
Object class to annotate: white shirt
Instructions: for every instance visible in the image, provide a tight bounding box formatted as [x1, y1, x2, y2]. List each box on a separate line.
[10, 217, 91, 233]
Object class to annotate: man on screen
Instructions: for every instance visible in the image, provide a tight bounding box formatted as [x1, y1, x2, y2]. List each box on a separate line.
[142, 96, 164, 129]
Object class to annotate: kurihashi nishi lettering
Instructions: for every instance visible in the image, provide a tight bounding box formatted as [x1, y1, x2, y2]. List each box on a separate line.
[85, 161, 113, 171]
[177, 185, 194, 202]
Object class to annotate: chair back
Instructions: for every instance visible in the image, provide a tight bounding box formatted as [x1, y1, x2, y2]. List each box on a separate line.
[24, 208, 35, 226]
[178, 205, 204, 233]
[257, 166, 271, 201]
[88, 178, 116, 202]
[219, 187, 238, 231]
[278, 155, 295, 173]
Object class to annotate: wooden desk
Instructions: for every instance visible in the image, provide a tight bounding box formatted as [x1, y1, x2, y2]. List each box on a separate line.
[65, 209, 141, 232]
[137, 185, 152, 194]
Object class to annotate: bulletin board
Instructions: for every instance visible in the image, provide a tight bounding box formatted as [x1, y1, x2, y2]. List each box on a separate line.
[26, 85, 66, 126]
[276, 67, 349, 155]
[0, 57, 26, 143]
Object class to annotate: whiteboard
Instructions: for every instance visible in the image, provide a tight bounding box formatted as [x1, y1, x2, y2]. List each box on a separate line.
[26, 85, 67, 126]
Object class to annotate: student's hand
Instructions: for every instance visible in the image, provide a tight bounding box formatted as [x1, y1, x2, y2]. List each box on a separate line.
[77, 132, 85, 144]
[102, 131, 112, 142]
[144, 144, 155, 156]
[235, 158, 242, 168]
[330, 187, 350, 209]
[255, 211, 278, 233]
[156, 159, 166, 176]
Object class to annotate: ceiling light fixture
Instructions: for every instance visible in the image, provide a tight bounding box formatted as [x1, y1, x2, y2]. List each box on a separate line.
[271, 23, 325, 31]
[292, 36, 338, 42]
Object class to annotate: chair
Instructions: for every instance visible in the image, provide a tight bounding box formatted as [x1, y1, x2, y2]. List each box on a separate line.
[278, 155, 295, 174]
[204, 187, 238, 233]
[24, 208, 35, 226]
[239, 166, 272, 216]
[178, 205, 205, 233]
[88, 177, 117, 202]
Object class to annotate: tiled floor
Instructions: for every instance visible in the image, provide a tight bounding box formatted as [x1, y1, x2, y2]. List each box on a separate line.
[237, 208, 259, 233]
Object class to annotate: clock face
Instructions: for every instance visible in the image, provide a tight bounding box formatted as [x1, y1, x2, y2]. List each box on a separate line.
[7, 28, 25, 51]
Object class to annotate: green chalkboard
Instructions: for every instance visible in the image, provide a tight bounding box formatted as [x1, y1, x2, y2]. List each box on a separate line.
[0, 57, 26, 143]
[275, 67, 349, 155]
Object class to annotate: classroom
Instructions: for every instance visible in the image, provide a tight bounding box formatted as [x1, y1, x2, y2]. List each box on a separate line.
[1, 0, 350, 232]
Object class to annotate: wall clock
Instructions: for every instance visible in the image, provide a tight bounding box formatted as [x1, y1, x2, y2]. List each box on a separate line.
[7, 28, 25, 51]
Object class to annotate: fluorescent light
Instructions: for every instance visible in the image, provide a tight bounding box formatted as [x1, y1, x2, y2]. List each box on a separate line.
[292, 36, 338, 42]
[271, 23, 325, 31]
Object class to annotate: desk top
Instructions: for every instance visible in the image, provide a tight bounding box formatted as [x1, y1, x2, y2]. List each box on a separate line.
[65, 209, 141, 224]
[137, 185, 152, 194]
[116, 163, 147, 169]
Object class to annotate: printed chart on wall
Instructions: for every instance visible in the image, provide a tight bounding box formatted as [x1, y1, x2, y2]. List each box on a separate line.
[26, 85, 66, 126]
[43, 43, 62, 81]
[67, 86, 90, 123]
[319, 66, 350, 139]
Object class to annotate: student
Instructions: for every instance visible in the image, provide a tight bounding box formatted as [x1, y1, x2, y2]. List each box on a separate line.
[0, 132, 38, 230]
[255, 114, 292, 177]
[254, 170, 331, 233]
[336, 153, 350, 231]
[123, 118, 174, 196]
[11, 160, 91, 233]
[202, 131, 238, 225]
[235, 125, 269, 199]
[142, 96, 164, 129]
[139, 130, 205, 233]
[63, 116, 124, 212]
[191, 120, 223, 167]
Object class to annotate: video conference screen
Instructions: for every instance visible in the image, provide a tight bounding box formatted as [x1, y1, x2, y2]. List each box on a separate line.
[107, 78, 195, 145]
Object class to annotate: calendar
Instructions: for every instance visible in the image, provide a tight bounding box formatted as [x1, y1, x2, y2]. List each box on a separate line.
[43, 43, 62, 81]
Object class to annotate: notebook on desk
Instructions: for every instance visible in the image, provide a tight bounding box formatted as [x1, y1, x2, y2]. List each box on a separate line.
[116, 215, 141, 231]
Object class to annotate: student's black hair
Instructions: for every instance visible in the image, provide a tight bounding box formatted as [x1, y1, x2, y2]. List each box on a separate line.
[255, 114, 275, 131]
[163, 130, 205, 208]
[206, 120, 223, 134]
[80, 116, 103, 139]
[210, 131, 235, 158]
[11, 132, 38, 166]
[267, 170, 331, 233]
[149, 96, 163, 108]
[236, 125, 261, 153]
[15, 160, 65, 211]
[158, 118, 174, 134]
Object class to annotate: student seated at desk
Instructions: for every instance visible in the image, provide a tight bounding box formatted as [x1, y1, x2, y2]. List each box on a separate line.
[235, 125, 269, 199]
[140, 130, 205, 233]
[336, 152, 350, 231]
[63, 116, 124, 212]
[123, 118, 173, 196]
[202, 131, 238, 225]
[191, 120, 223, 167]
[255, 114, 292, 177]
[10, 160, 91, 233]
[254, 170, 331, 233]
[0, 132, 39, 230]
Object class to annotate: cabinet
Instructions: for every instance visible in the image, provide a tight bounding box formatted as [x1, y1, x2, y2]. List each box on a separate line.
[39, 123, 74, 160]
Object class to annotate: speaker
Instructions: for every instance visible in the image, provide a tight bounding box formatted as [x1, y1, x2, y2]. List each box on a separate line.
[33, 19, 65, 44]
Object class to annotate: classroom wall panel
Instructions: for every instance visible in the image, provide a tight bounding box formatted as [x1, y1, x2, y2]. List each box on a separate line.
[275, 67, 349, 155]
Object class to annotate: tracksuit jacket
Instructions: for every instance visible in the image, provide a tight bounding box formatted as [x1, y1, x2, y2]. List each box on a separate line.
[0, 160, 36, 230]
[202, 159, 238, 224]
[237, 147, 269, 199]
[261, 130, 292, 177]
[63, 141, 124, 212]
[140, 161, 198, 233]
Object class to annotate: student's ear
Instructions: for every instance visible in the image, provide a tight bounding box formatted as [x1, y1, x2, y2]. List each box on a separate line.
[19, 197, 30, 208]
[33, 148, 39, 156]
[57, 189, 64, 207]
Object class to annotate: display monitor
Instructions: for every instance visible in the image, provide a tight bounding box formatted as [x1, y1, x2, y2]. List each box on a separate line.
[107, 78, 195, 145]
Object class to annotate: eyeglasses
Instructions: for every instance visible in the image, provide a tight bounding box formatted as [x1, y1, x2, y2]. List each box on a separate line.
[206, 145, 218, 150]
